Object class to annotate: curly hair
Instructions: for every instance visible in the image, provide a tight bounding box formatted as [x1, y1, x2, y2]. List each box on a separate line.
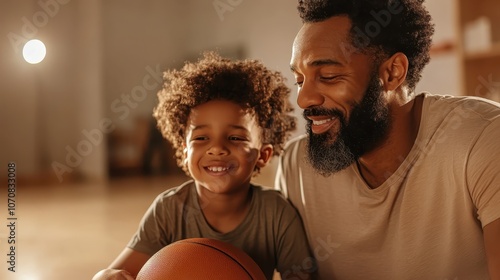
[153, 51, 296, 175]
[297, 0, 434, 91]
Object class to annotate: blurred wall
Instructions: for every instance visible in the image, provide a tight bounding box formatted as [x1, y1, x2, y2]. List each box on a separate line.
[2, 0, 461, 186]
[0, 0, 302, 186]
[1, 0, 86, 181]
[417, 0, 462, 96]
[1, 1, 40, 176]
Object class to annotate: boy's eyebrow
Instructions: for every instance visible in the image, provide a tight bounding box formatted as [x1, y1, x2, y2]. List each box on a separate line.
[290, 58, 343, 73]
[229, 125, 250, 132]
[190, 124, 250, 132]
[190, 124, 209, 131]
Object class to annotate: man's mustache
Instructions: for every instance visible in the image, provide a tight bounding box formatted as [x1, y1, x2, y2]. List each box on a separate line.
[303, 107, 345, 122]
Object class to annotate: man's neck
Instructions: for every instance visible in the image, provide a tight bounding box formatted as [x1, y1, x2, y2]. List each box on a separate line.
[357, 94, 424, 189]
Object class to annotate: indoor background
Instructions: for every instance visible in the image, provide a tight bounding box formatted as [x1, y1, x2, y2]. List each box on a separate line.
[0, 0, 499, 279]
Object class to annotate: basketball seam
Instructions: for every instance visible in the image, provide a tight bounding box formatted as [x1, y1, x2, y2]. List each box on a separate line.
[186, 240, 256, 279]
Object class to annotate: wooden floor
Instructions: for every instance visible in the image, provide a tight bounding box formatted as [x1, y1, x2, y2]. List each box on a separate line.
[0, 174, 191, 280]
[0, 172, 281, 280]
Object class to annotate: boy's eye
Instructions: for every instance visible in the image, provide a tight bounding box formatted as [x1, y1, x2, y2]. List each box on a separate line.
[192, 136, 207, 141]
[229, 136, 246, 141]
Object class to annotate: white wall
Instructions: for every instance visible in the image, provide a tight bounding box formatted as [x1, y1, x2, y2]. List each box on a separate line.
[102, 0, 189, 124]
[1, 0, 110, 183]
[417, 0, 462, 96]
[1, 0, 304, 185]
[74, 0, 107, 181]
[2, 1, 461, 185]
[185, 0, 305, 140]
[0, 0, 85, 180]
[0, 1, 40, 176]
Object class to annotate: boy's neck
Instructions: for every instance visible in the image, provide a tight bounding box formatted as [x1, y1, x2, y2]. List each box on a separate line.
[196, 183, 253, 234]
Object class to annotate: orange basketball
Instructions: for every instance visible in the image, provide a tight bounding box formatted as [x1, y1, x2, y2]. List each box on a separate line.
[136, 238, 267, 280]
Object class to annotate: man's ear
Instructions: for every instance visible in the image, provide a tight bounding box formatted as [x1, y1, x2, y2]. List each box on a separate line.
[256, 144, 273, 168]
[379, 52, 408, 91]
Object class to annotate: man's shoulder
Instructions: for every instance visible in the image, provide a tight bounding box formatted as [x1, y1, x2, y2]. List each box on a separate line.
[422, 92, 500, 125]
[422, 92, 500, 113]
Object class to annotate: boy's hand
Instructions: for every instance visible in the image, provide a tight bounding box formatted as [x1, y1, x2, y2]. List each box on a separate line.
[92, 268, 135, 280]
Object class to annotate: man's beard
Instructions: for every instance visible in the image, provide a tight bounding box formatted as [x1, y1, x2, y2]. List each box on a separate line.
[304, 74, 391, 176]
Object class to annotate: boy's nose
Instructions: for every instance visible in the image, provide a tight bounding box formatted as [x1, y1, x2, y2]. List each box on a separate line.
[207, 142, 229, 156]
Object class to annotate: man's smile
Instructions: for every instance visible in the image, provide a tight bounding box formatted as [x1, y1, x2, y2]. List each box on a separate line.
[307, 116, 339, 134]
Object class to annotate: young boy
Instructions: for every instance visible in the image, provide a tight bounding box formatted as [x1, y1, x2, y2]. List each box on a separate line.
[93, 52, 315, 280]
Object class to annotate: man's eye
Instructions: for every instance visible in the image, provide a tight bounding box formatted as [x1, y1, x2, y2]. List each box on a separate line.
[192, 136, 207, 141]
[320, 75, 337, 81]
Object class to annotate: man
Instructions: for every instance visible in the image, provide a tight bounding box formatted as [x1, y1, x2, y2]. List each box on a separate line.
[276, 0, 500, 279]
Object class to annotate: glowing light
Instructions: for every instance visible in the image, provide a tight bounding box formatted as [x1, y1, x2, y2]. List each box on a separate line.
[23, 39, 46, 64]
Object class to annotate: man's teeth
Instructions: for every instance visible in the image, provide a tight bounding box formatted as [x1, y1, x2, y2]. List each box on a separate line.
[313, 118, 333, 125]
[207, 166, 228, 172]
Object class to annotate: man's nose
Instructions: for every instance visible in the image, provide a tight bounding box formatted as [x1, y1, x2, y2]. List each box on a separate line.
[297, 79, 325, 109]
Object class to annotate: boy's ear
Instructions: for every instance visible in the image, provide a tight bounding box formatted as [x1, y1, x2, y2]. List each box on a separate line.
[379, 52, 408, 91]
[182, 143, 188, 166]
[256, 144, 273, 168]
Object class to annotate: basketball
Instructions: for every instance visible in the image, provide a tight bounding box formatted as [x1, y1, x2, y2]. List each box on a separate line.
[136, 238, 267, 280]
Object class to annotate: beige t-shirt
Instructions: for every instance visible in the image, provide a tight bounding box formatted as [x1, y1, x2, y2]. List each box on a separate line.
[276, 93, 500, 279]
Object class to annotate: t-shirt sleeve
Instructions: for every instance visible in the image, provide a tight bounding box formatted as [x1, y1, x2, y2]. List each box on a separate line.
[127, 194, 170, 255]
[274, 136, 303, 201]
[274, 200, 317, 279]
[467, 117, 500, 228]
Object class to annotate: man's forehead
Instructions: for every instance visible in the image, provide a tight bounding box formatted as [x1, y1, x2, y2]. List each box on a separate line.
[297, 16, 351, 42]
[291, 16, 353, 66]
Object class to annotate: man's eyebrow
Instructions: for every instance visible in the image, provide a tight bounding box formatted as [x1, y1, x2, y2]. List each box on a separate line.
[291, 58, 344, 73]
[310, 59, 343, 67]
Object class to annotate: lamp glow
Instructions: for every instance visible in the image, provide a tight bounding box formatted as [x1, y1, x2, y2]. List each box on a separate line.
[23, 39, 46, 64]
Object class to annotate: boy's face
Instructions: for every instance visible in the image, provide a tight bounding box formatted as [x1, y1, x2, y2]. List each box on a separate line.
[183, 100, 272, 194]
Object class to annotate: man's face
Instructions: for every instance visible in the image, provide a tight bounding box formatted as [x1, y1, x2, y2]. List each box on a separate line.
[290, 16, 391, 175]
[304, 73, 390, 175]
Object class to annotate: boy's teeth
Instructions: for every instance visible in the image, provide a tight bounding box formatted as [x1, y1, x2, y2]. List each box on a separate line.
[208, 166, 228, 172]
[313, 118, 333, 125]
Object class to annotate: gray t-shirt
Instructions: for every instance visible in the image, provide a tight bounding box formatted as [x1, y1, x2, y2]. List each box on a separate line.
[128, 180, 314, 280]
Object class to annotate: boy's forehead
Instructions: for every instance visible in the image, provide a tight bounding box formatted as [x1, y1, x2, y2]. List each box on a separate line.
[187, 100, 258, 127]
